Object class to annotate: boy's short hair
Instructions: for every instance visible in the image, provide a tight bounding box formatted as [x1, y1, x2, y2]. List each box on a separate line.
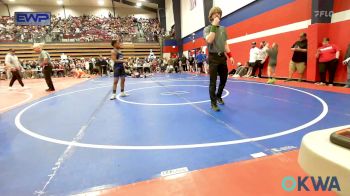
[208, 7, 222, 22]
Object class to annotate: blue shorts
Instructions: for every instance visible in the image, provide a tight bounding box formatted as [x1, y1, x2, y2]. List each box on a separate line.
[114, 66, 126, 78]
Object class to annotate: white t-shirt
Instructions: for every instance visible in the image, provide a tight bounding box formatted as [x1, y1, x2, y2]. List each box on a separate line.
[249, 47, 259, 63]
[5, 53, 21, 68]
[345, 57, 350, 63]
[257, 46, 268, 61]
[61, 54, 67, 60]
[85, 61, 90, 70]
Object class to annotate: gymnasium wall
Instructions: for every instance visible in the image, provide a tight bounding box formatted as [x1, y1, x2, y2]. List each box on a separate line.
[165, 0, 174, 32]
[179, 0, 350, 83]
[1, 5, 62, 17]
[179, 0, 258, 38]
[0, 5, 9, 16]
[163, 0, 259, 57]
[163, 39, 178, 54]
[0, 5, 156, 18]
[327, 0, 350, 82]
[180, 0, 205, 38]
[213, 0, 256, 17]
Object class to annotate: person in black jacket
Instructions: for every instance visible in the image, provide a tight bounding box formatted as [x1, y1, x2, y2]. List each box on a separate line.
[100, 57, 108, 76]
[343, 43, 350, 88]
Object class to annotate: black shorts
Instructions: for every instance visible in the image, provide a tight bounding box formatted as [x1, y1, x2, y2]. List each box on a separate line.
[249, 62, 256, 67]
[197, 62, 203, 68]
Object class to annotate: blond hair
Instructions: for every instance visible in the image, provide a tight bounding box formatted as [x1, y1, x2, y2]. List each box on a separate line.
[208, 6, 222, 22]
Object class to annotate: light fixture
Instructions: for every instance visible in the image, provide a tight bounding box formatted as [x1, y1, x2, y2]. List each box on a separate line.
[136, 2, 142, 7]
[57, 0, 63, 5]
[9, 0, 15, 2]
[98, 0, 104, 6]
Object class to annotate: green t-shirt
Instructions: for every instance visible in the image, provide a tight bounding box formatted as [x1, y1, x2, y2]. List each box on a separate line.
[203, 25, 228, 53]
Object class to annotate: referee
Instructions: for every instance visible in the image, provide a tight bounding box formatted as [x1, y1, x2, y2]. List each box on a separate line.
[204, 6, 234, 111]
[33, 43, 55, 92]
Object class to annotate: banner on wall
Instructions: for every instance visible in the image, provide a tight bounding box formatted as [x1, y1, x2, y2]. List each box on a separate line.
[15, 12, 51, 26]
[189, 0, 197, 10]
[213, 0, 256, 17]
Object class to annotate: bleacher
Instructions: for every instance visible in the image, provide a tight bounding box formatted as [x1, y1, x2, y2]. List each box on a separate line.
[0, 42, 161, 61]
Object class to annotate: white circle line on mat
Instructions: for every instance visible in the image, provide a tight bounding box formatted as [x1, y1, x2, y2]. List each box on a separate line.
[14, 80, 328, 150]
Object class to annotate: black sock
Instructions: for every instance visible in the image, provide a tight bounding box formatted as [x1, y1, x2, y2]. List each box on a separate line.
[121, 89, 124, 92]
[113, 90, 116, 94]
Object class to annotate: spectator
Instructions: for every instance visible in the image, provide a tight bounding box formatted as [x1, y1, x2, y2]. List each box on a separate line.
[252, 41, 268, 78]
[244, 42, 259, 78]
[0, 61, 6, 80]
[266, 43, 279, 84]
[196, 51, 206, 73]
[0, 15, 161, 43]
[180, 55, 187, 71]
[188, 56, 195, 72]
[343, 43, 350, 88]
[285, 33, 308, 82]
[315, 38, 340, 86]
[233, 62, 249, 78]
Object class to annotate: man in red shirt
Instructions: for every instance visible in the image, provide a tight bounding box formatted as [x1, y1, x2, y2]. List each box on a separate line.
[316, 38, 340, 86]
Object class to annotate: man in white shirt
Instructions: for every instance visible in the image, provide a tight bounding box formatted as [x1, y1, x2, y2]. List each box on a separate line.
[5, 49, 27, 89]
[148, 49, 155, 61]
[60, 53, 67, 61]
[252, 41, 268, 78]
[245, 42, 259, 77]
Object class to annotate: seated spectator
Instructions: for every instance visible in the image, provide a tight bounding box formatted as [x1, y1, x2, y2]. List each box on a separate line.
[0, 61, 6, 80]
[144, 61, 151, 73]
[0, 15, 161, 43]
[232, 62, 249, 78]
[229, 63, 239, 76]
